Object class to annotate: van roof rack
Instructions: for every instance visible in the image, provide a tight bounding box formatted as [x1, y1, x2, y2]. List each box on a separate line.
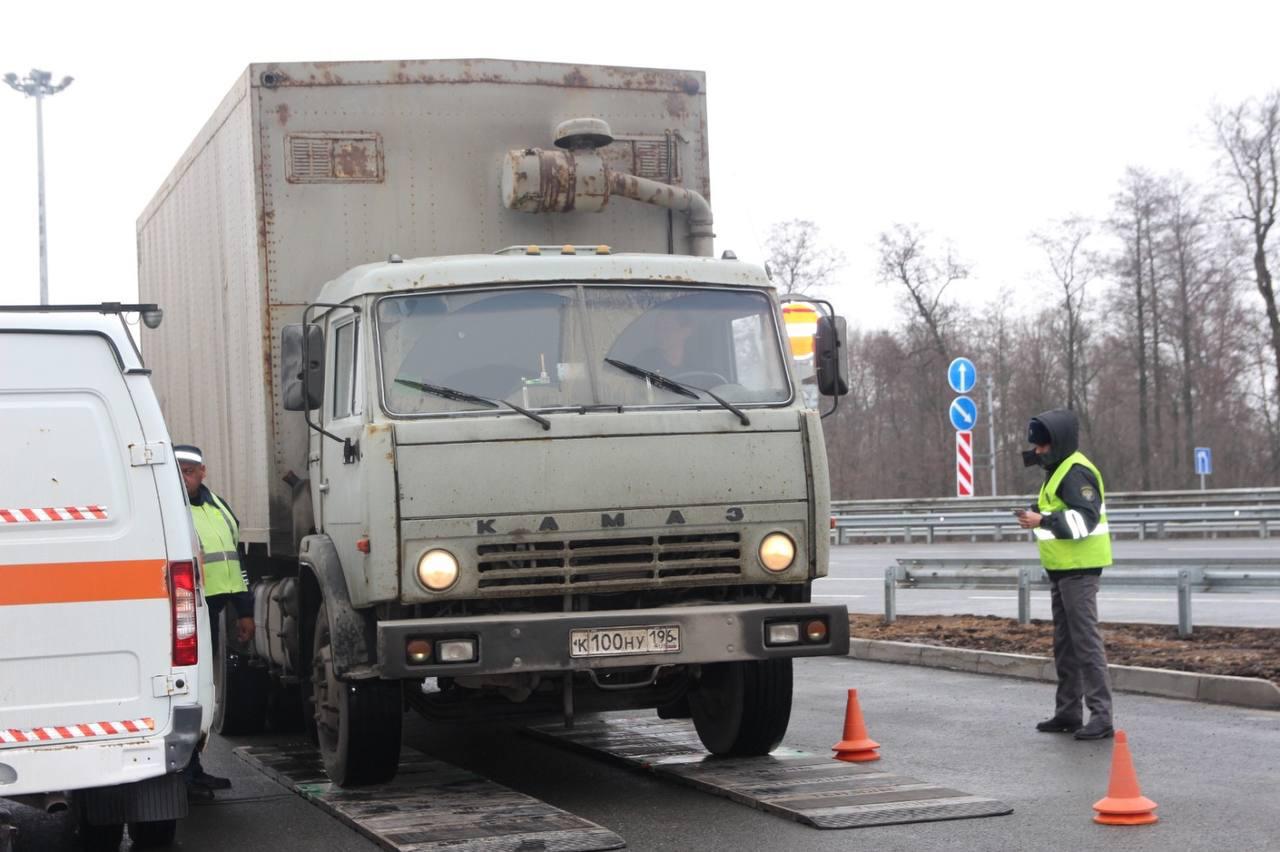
[0, 302, 164, 328]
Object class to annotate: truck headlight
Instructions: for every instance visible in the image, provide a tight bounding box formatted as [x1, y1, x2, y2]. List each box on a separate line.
[758, 532, 796, 572]
[417, 549, 459, 591]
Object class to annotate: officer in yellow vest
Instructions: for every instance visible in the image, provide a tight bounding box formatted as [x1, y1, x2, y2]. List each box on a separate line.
[1015, 410, 1115, 741]
[176, 444, 255, 795]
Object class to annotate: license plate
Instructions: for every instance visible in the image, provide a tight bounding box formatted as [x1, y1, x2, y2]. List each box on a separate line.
[569, 625, 681, 658]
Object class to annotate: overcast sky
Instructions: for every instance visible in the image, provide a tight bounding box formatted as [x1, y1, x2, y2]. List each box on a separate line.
[2, 1, 1277, 331]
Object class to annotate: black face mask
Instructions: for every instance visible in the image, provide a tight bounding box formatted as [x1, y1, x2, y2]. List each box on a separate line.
[1022, 449, 1042, 468]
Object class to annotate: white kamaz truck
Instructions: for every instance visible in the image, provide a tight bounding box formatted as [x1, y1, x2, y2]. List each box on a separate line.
[138, 58, 851, 786]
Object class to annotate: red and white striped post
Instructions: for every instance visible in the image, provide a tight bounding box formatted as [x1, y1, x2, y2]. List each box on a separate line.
[956, 430, 974, 497]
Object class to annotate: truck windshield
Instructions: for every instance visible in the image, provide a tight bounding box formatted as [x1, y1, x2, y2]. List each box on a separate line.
[376, 285, 791, 416]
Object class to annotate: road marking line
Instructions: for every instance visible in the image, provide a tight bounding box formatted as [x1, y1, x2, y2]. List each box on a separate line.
[813, 594, 866, 600]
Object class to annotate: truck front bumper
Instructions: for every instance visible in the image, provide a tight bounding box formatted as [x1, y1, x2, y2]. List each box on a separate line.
[377, 602, 849, 679]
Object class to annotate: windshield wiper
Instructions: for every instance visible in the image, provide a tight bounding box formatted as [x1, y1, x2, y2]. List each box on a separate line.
[603, 359, 750, 426]
[394, 378, 550, 431]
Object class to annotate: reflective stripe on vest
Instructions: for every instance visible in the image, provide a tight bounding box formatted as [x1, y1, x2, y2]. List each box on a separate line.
[191, 492, 247, 596]
[1035, 451, 1113, 570]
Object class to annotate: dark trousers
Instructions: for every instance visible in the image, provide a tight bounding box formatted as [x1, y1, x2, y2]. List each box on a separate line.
[1049, 572, 1113, 725]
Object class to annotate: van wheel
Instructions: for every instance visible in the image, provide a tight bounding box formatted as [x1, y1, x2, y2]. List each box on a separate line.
[212, 609, 269, 735]
[127, 819, 177, 848]
[689, 659, 793, 756]
[311, 602, 402, 786]
[77, 819, 123, 851]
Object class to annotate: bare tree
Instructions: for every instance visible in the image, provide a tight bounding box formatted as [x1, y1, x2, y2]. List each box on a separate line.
[876, 224, 968, 361]
[1032, 217, 1096, 414]
[1213, 91, 1280, 472]
[1110, 168, 1163, 490]
[765, 219, 845, 296]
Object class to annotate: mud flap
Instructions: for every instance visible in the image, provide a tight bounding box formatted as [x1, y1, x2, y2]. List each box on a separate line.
[299, 535, 376, 677]
[77, 772, 188, 826]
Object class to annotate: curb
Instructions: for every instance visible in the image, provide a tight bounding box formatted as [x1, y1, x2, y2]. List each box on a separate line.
[848, 638, 1280, 711]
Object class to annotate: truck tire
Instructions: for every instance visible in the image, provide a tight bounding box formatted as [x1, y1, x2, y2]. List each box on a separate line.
[689, 658, 792, 756]
[311, 602, 402, 786]
[266, 682, 305, 733]
[212, 609, 269, 736]
[127, 819, 177, 848]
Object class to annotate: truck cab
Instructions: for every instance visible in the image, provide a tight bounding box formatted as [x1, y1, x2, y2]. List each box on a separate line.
[277, 250, 849, 784]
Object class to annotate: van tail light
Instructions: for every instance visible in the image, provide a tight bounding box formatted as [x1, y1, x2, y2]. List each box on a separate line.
[169, 560, 198, 667]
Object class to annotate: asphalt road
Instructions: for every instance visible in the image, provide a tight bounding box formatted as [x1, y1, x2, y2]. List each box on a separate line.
[6, 654, 1278, 851]
[816, 539, 1280, 627]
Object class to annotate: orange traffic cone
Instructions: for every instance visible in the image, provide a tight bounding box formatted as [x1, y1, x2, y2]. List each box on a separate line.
[1093, 730, 1158, 825]
[832, 688, 880, 762]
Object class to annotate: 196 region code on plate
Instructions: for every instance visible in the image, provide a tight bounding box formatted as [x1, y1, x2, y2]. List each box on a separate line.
[569, 625, 681, 658]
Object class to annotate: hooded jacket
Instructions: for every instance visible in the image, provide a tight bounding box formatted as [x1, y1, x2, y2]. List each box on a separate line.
[1028, 409, 1106, 573]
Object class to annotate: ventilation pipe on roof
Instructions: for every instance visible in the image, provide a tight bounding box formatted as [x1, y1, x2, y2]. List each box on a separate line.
[500, 118, 714, 257]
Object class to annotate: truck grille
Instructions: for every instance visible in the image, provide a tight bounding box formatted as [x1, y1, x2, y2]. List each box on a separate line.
[475, 532, 741, 590]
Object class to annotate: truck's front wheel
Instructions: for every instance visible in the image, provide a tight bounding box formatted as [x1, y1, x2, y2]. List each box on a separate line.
[310, 602, 402, 786]
[689, 659, 792, 756]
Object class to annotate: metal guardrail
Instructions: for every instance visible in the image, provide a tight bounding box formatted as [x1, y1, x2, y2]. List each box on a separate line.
[833, 487, 1280, 515]
[832, 505, 1280, 544]
[883, 556, 1280, 637]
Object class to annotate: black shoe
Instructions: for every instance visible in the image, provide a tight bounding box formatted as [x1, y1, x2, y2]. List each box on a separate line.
[192, 769, 232, 790]
[1035, 717, 1082, 733]
[1074, 719, 1115, 740]
[186, 783, 215, 802]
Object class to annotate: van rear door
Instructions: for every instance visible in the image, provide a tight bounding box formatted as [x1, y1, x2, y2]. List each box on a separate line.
[0, 330, 174, 744]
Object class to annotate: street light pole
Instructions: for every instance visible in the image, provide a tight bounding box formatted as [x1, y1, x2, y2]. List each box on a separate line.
[4, 69, 74, 305]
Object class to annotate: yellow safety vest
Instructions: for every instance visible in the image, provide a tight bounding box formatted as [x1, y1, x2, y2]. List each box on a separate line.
[1034, 451, 1113, 571]
[191, 491, 248, 597]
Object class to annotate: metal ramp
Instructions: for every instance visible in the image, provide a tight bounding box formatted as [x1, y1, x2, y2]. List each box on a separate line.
[236, 743, 624, 851]
[528, 716, 1012, 829]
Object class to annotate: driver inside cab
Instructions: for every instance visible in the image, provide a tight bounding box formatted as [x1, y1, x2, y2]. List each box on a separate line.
[634, 310, 697, 376]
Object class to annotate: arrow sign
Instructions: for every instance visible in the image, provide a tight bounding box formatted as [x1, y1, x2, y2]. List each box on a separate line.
[1194, 447, 1212, 476]
[947, 357, 977, 393]
[949, 396, 977, 431]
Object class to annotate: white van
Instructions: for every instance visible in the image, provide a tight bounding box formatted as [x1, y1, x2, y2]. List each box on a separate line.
[0, 306, 212, 849]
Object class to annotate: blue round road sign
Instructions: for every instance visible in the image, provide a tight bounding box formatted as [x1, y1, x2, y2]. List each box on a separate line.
[949, 396, 978, 431]
[948, 357, 977, 393]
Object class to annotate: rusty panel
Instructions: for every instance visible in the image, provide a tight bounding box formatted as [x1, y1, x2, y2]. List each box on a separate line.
[286, 132, 384, 183]
[255, 58, 710, 310]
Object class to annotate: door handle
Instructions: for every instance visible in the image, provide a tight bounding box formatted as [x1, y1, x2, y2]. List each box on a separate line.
[318, 481, 330, 494]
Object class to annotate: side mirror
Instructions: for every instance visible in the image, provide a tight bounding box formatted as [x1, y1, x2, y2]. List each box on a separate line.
[281, 323, 324, 411]
[814, 315, 849, 397]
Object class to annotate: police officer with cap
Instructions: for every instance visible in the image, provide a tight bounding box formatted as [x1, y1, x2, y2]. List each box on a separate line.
[176, 445, 255, 795]
[1015, 409, 1115, 740]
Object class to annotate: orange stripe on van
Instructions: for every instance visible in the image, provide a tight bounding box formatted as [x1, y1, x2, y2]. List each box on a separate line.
[0, 559, 168, 606]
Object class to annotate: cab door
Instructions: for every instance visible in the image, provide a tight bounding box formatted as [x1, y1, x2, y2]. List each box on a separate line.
[317, 311, 365, 569]
[0, 331, 174, 741]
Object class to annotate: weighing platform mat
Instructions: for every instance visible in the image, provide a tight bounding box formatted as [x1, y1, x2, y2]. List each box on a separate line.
[236, 743, 624, 852]
[528, 716, 1013, 829]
